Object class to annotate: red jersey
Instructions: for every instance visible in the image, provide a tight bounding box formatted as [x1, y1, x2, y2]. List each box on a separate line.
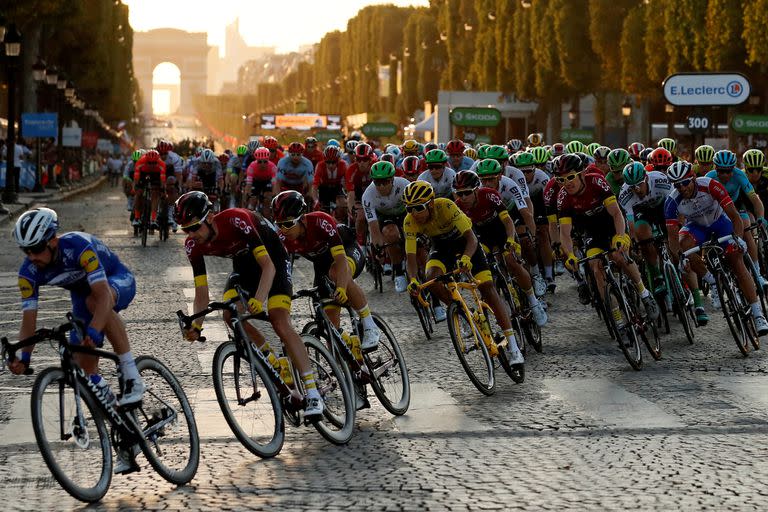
[314, 160, 349, 188]
[279, 211, 344, 260]
[556, 173, 616, 225]
[345, 159, 378, 195]
[246, 160, 277, 184]
[585, 163, 605, 176]
[543, 177, 561, 217]
[457, 187, 506, 228]
[134, 157, 167, 184]
[269, 149, 285, 165]
[304, 149, 324, 168]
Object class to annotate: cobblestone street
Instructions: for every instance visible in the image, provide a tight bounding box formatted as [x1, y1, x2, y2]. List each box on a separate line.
[1, 185, 767, 510]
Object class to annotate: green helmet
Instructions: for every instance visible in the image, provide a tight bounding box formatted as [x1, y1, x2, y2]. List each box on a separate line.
[607, 148, 632, 172]
[530, 146, 550, 165]
[622, 161, 647, 186]
[658, 137, 677, 155]
[424, 149, 448, 165]
[475, 158, 503, 176]
[131, 149, 144, 162]
[565, 140, 586, 154]
[743, 149, 766, 170]
[370, 160, 396, 179]
[694, 144, 715, 164]
[476, 145, 490, 159]
[586, 142, 601, 157]
[515, 151, 536, 168]
[236, 144, 248, 156]
[485, 145, 509, 161]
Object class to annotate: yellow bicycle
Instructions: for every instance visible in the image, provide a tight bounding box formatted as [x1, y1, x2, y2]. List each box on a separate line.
[416, 269, 524, 396]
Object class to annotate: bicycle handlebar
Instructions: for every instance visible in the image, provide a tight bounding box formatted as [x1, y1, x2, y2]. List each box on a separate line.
[1, 314, 85, 375]
[681, 234, 735, 257]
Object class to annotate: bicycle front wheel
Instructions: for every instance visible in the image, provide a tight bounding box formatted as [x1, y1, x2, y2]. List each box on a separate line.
[411, 295, 433, 340]
[365, 314, 411, 416]
[31, 367, 111, 503]
[665, 262, 695, 345]
[446, 302, 495, 395]
[134, 356, 200, 485]
[212, 341, 284, 458]
[717, 271, 751, 356]
[605, 282, 643, 370]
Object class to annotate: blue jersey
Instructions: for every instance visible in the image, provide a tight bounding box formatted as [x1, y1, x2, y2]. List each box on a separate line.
[705, 168, 754, 204]
[276, 155, 314, 185]
[449, 156, 475, 171]
[18, 232, 128, 312]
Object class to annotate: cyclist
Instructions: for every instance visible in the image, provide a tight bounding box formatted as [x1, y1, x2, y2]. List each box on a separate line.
[263, 136, 284, 165]
[272, 191, 380, 351]
[446, 139, 473, 171]
[402, 181, 525, 364]
[303, 136, 323, 168]
[628, 142, 645, 162]
[665, 161, 768, 335]
[526, 133, 543, 149]
[556, 155, 660, 321]
[187, 148, 223, 199]
[453, 171, 547, 326]
[313, 145, 348, 221]
[174, 191, 324, 417]
[657, 137, 678, 161]
[693, 144, 715, 177]
[418, 149, 456, 198]
[346, 142, 377, 246]
[343, 140, 359, 165]
[226, 144, 249, 208]
[240, 139, 262, 173]
[123, 149, 144, 213]
[592, 146, 611, 175]
[275, 142, 314, 198]
[244, 147, 277, 214]
[507, 139, 524, 153]
[646, 147, 673, 174]
[132, 149, 167, 229]
[463, 147, 478, 161]
[402, 155, 422, 182]
[362, 161, 410, 292]
[606, 148, 632, 196]
[743, 149, 768, 207]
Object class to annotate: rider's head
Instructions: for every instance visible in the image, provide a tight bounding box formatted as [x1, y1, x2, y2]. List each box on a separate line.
[403, 180, 435, 222]
[271, 190, 308, 240]
[370, 161, 396, 196]
[287, 142, 305, 163]
[174, 191, 214, 242]
[425, 149, 448, 179]
[555, 154, 585, 194]
[13, 207, 59, 267]
[453, 170, 480, 208]
[667, 161, 696, 199]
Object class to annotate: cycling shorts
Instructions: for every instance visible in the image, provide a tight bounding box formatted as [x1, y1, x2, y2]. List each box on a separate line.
[426, 240, 491, 284]
[69, 268, 136, 347]
[249, 179, 273, 197]
[679, 214, 734, 248]
[135, 172, 162, 189]
[225, 254, 293, 312]
[318, 184, 345, 206]
[313, 242, 365, 299]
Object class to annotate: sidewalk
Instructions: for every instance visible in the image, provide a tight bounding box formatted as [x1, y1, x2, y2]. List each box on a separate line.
[0, 175, 107, 225]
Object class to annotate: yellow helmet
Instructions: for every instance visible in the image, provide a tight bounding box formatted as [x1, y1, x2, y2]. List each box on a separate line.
[463, 147, 478, 160]
[527, 133, 543, 147]
[402, 180, 435, 207]
[402, 139, 419, 155]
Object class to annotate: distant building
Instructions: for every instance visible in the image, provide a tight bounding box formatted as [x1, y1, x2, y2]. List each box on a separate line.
[236, 46, 315, 95]
[208, 18, 275, 95]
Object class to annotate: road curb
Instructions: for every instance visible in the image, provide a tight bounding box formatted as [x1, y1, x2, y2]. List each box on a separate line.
[0, 176, 107, 226]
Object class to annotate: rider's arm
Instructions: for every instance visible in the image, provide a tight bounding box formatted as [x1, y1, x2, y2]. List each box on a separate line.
[559, 218, 575, 256]
[16, 309, 37, 361]
[521, 198, 536, 236]
[500, 210, 516, 239]
[331, 245, 352, 290]
[605, 196, 626, 237]
[724, 202, 745, 238]
[748, 191, 765, 220]
[250, 245, 275, 306]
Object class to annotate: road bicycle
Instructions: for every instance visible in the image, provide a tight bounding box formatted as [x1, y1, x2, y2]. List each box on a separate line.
[1, 314, 199, 503]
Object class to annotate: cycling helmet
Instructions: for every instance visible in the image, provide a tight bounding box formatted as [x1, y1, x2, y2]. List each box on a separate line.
[555, 154, 584, 176]
[174, 191, 213, 228]
[476, 145, 490, 160]
[379, 153, 396, 164]
[402, 180, 435, 206]
[657, 137, 677, 154]
[424, 142, 439, 153]
[486, 145, 509, 161]
[349, 130, 363, 141]
[593, 146, 611, 161]
[217, 153, 229, 166]
[13, 207, 58, 249]
[370, 160, 396, 179]
[527, 133, 543, 147]
[514, 151, 536, 168]
[156, 140, 173, 153]
[648, 147, 673, 168]
[446, 139, 466, 156]
[145, 149, 161, 162]
[453, 170, 481, 191]
[323, 145, 342, 162]
[530, 146, 550, 165]
[271, 190, 308, 222]
[713, 149, 737, 169]
[639, 147, 653, 164]
[667, 161, 693, 182]
[628, 142, 645, 159]
[131, 149, 144, 162]
[622, 162, 647, 186]
[402, 139, 419, 155]
[194, 147, 203, 157]
[199, 148, 216, 164]
[326, 138, 340, 147]
[475, 158, 503, 176]
[355, 142, 373, 159]
[608, 148, 632, 172]
[386, 145, 402, 158]
[586, 142, 601, 157]
[463, 147, 478, 160]
[263, 136, 279, 150]
[247, 139, 260, 152]
[565, 140, 586, 154]
[304, 136, 318, 146]
[252, 148, 269, 161]
[694, 144, 715, 164]
[236, 144, 248, 156]
[287, 142, 305, 154]
[425, 149, 448, 165]
[402, 155, 421, 176]
[551, 142, 565, 157]
[575, 152, 594, 168]
[743, 149, 766, 169]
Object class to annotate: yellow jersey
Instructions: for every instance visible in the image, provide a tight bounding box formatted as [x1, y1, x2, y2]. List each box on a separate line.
[403, 198, 472, 254]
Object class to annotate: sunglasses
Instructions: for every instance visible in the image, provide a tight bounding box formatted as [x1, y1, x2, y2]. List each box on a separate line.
[276, 218, 301, 230]
[289, 153, 302, 157]
[325, 160, 337, 165]
[746, 167, 763, 174]
[673, 178, 693, 188]
[716, 167, 734, 174]
[555, 173, 580, 184]
[374, 179, 392, 187]
[455, 189, 475, 197]
[427, 164, 444, 169]
[181, 222, 203, 233]
[256, 159, 268, 164]
[406, 203, 429, 213]
[22, 242, 49, 255]
[521, 168, 535, 173]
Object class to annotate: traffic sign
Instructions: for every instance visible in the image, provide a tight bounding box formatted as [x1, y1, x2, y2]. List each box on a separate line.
[686, 114, 710, 134]
[732, 114, 768, 134]
[450, 107, 501, 127]
[21, 113, 58, 138]
[663, 72, 751, 106]
[361, 122, 398, 137]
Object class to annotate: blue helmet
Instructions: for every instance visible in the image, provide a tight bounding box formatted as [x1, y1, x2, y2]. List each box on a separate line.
[326, 139, 341, 147]
[713, 150, 737, 169]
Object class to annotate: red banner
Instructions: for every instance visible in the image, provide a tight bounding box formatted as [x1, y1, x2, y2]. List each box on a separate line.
[82, 131, 98, 149]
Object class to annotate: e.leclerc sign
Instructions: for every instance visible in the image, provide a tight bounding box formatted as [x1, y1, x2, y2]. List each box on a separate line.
[663, 73, 750, 106]
[450, 107, 502, 127]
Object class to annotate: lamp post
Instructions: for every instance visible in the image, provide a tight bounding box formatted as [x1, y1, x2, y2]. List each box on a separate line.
[32, 57, 47, 191]
[2, 24, 22, 204]
[621, 99, 632, 148]
[568, 108, 577, 129]
[44, 66, 59, 188]
[665, 103, 675, 139]
[56, 74, 67, 186]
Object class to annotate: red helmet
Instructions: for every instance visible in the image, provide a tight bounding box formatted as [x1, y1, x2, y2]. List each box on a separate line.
[145, 149, 161, 162]
[355, 143, 373, 160]
[156, 140, 173, 154]
[446, 139, 466, 156]
[648, 147, 672, 168]
[271, 190, 307, 222]
[402, 155, 421, 176]
[379, 153, 396, 164]
[288, 142, 305, 154]
[555, 154, 583, 176]
[551, 143, 565, 157]
[323, 145, 342, 162]
[263, 136, 279, 150]
[453, 170, 480, 191]
[253, 148, 270, 160]
[174, 191, 212, 228]
[628, 142, 645, 159]
[217, 153, 229, 166]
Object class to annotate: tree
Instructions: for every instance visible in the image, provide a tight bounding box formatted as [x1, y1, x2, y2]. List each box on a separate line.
[589, 0, 638, 91]
[705, 0, 745, 71]
[621, 4, 655, 96]
[743, 0, 768, 66]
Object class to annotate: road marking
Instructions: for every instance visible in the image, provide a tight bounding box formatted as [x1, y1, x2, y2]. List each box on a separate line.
[716, 375, 768, 408]
[392, 381, 489, 433]
[0, 393, 36, 445]
[543, 378, 685, 428]
[165, 266, 193, 282]
[189, 387, 236, 438]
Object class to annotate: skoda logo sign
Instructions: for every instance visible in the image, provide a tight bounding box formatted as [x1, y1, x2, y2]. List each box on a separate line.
[452, 111, 464, 122]
[734, 117, 745, 129]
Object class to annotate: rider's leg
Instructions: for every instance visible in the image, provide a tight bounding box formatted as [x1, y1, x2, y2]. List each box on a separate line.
[478, 272, 524, 362]
[132, 186, 144, 222]
[355, 205, 367, 246]
[382, 224, 404, 275]
[504, 251, 539, 307]
[537, 225, 554, 281]
[150, 188, 160, 222]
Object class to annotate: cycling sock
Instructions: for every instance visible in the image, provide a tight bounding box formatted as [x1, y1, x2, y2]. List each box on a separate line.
[301, 372, 320, 398]
[357, 305, 376, 330]
[530, 266, 541, 277]
[503, 329, 518, 349]
[118, 352, 140, 381]
[544, 265, 553, 280]
[133, 209, 140, 220]
[151, 211, 157, 221]
[693, 289, 704, 308]
[639, 287, 651, 299]
[635, 281, 647, 295]
[525, 288, 538, 306]
[751, 302, 763, 317]
[703, 272, 716, 285]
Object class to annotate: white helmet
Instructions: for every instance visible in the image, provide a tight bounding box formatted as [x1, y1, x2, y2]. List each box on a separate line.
[200, 148, 216, 163]
[667, 161, 692, 183]
[345, 140, 359, 152]
[13, 207, 59, 249]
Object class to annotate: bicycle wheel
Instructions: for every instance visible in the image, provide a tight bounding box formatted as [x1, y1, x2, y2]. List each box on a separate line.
[365, 314, 411, 415]
[446, 302, 495, 395]
[134, 356, 199, 485]
[514, 283, 543, 353]
[665, 262, 695, 345]
[717, 271, 751, 356]
[31, 367, 111, 503]
[484, 305, 525, 384]
[604, 281, 643, 370]
[744, 252, 768, 316]
[411, 295, 432, 340]
[212, 341, 284, 458]
[302, 335, 355, 445]
[625, 282, 662, 361]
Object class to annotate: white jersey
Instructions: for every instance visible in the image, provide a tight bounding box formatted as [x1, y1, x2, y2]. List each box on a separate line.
[495, 175, 528, 211]
[525, 168, 550, 197]
[503, 165, 530, 198]
[362, 177, 409, 222]
[618, 171, 672, 221]
[163, 151, 183, 174]
[418, 168, 457, 199]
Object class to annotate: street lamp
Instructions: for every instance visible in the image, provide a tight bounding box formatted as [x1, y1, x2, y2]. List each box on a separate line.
[2, 23, 22, 204]
[45, 66, 58, 86]
[32, 57, 46, 81]
[665, 103, 674, 138]
[32, 58, 48, 191]
[568, 108, 577, 129]
[622, 98, 632, 148]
